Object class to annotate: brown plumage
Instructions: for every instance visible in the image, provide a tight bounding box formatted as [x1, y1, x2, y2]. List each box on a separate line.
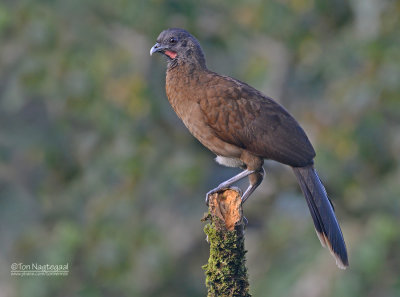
[150, 28, 348, 268]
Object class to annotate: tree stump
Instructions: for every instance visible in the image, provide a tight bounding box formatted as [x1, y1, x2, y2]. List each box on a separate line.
[202, 188, 251, 297]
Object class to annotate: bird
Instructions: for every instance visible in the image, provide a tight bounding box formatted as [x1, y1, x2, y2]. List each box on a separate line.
[150, 28, 348, 269]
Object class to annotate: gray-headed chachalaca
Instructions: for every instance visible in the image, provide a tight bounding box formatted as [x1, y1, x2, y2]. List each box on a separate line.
[150, 28, 348, 269]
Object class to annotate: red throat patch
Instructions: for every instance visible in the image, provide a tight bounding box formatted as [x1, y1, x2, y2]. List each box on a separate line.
[165, 50, 177, 59]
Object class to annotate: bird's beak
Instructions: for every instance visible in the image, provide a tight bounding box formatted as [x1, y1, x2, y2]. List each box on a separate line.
[150, 43, 166, 56]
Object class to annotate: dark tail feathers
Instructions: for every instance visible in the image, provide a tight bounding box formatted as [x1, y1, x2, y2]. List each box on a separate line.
[292, 165, 348, 269]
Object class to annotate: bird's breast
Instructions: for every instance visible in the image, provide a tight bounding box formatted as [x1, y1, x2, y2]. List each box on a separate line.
[165, 66, 242, 158]
[165, 70, 208, 141]
[166, 68, 199, 122]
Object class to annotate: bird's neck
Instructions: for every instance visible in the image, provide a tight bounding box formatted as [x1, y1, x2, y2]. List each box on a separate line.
[167, 55, 207, 71]
[166, 61, 207, 82]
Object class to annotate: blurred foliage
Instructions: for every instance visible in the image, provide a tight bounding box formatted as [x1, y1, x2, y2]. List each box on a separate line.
[0, 0, 399, 296]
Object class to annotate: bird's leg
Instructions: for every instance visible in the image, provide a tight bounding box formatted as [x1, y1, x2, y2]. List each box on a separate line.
[215, 169, 255, 189]
[241, 167, 265, 203]
[206, 169, 254, 204]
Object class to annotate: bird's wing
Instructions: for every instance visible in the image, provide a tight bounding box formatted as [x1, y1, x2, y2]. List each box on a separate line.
[198, 73, 316, 167]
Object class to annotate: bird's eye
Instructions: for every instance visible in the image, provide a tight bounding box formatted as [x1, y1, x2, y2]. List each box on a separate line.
[169, 37, 177, 44]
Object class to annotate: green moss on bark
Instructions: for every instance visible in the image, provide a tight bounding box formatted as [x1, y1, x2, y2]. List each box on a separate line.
[202, 217, 251, 297]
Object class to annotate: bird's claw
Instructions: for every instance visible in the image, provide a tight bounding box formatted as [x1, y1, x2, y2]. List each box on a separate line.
[242, 216, 248, 227]
[205, 186, 243, 206]
[205, 187, 227, 206]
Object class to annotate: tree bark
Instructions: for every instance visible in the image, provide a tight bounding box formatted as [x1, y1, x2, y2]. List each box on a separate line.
[202, 188, 251, 297]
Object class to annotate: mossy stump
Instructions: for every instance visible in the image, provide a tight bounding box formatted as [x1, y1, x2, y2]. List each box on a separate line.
[202, 188, 251, 297]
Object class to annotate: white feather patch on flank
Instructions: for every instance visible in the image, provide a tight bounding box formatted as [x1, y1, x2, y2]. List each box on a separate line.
[215, 156, 244, 168]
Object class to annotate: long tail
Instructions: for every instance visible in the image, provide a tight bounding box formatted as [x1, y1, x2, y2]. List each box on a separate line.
[292, 165, 348, 269]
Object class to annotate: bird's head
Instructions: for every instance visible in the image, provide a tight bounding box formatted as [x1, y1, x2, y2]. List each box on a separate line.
[150, 28, 206, 69]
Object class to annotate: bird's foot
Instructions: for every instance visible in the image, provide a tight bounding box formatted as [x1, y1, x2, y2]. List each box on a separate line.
[205, 187, 226, 206]
[205, 186, 243, 206]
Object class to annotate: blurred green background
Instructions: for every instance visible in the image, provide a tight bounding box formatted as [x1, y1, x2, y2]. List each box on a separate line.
[1, 0, 399, 296]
